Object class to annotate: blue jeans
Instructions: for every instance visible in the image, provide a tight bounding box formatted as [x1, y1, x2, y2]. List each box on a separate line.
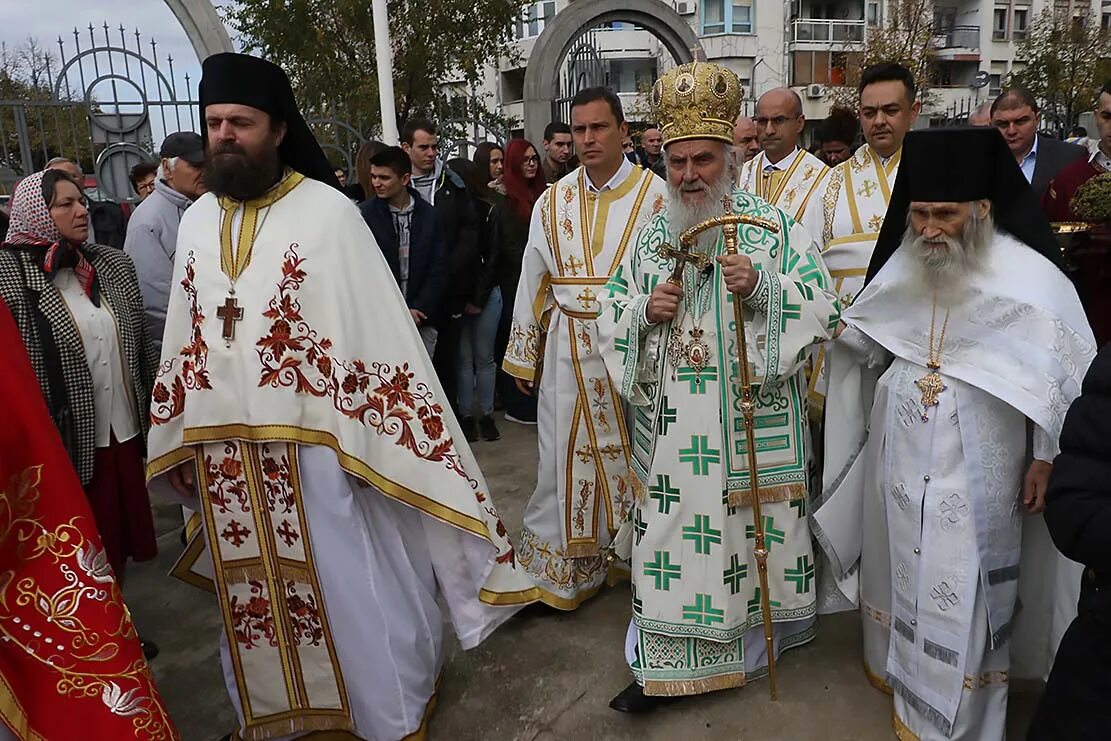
[457, 287, 502, 417]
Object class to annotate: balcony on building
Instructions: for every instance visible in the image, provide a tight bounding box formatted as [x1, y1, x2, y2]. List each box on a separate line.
[931, 24, 981, 62]
[790, 18, 866, 49]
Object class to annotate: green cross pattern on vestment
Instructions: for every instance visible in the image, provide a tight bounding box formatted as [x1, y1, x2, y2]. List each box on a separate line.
[747, 586, 783, 615]
[790, 497, 807, 518]
[676, 365, 718, 394]
[648, 474, 681, 515]
[605, 268, 629, 298]
[679, 435, 721, 476]
[797, 253, 824, 285]
[722, 489, 738, 516]
[682, 513, 722, 555]
[745, 515, 786, 551]
[785, 555, 816, 593]
[780, 290, 802, 333]
[615, 331, 632, 364]
[644, 550, 682, 591]
[723, 553, 749, 595]
[640, 273, 660, 296]
[683, 593, 726, 626]
[658, 397, 677, 435]
[634, 507, 648, 545]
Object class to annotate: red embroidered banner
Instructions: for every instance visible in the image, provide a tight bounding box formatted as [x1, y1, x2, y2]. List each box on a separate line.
[0, 301, 178, 740]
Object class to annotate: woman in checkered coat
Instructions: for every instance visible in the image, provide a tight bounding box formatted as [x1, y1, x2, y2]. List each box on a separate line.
[0, 168, 158, 579]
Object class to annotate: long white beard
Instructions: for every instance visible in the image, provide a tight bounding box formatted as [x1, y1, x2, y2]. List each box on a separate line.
[667, 172, 736, 253]
[904, 212, 994, 307]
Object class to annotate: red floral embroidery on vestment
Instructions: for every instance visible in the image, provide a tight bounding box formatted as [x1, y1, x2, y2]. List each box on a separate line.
[203, 442, 249, 515]
[230, 581, 278, 649]
[151, 254, 213, 425]
[255, 244, 518, 566]
[255, 245, 470, 478]
[285, 581, 325, 647]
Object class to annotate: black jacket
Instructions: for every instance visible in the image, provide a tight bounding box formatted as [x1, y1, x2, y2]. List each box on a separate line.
[1044, 343, 1111, 615]
[471, 195, 500, 308]
[423, 166, 480, 318]
[495, 193, 531, 304]
[1028, 343, 1111, 740]
[1030, 134, 1088, 199]
[358, 189, 447, 319]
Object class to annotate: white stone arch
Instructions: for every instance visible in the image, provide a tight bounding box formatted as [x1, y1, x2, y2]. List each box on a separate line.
[163, 0, 234, 61]
[523, 0, 705, 145]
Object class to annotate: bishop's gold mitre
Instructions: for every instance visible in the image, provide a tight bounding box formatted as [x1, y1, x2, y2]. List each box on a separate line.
[652, 62, 742, 146]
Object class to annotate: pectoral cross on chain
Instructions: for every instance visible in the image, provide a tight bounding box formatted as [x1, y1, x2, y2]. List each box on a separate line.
[217, 294, 244, 341]
[914, 367, 946, 422]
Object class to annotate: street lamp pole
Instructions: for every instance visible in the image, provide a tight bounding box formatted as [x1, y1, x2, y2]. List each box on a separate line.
[372, 0, 399, 144]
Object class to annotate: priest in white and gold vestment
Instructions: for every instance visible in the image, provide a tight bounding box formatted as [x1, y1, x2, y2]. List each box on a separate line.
[813, 127, 1094, 741]
[801, 62, 920, 429]
[737, 88, 827, 232]
[503, 88, 667, 609]
[147, 54, 536, 741]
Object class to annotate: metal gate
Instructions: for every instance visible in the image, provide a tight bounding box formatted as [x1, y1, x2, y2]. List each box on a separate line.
[0, 23, 378, 201]
[552, 28, 607, 126]
[0, 24, 200, 201]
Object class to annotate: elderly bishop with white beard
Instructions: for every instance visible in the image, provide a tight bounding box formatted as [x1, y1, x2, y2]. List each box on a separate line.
[813, 127, 1096, 741]
[598, 62, 840, 712]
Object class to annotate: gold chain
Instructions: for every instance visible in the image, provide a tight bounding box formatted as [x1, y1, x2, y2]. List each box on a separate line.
[926, 296, 951, 370]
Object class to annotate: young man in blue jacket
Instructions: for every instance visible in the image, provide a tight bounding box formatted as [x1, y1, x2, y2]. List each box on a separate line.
[358, 146, 447, 354]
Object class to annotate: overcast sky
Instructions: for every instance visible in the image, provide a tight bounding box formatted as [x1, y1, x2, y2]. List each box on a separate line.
[1, 1, 239, 145]
[1, 0, 237, 98]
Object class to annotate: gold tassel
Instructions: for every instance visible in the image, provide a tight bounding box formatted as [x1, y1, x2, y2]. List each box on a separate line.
[728, 483, 806, 508]
[643, 671, 746, 696]
[241, 712, 355, 741]
[564, 542, 602, 559]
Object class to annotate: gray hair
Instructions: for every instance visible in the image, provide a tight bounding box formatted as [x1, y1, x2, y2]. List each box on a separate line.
[159, 156, 179, 180]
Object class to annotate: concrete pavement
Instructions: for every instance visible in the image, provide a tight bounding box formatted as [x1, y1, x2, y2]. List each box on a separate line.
[124, 416, 1042, 741]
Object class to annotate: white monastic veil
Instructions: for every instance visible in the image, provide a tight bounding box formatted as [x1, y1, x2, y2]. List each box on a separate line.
[814, 231, 1097, 680]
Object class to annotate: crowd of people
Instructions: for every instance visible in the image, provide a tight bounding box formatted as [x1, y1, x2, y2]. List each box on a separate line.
[1, 49, 1109, 741]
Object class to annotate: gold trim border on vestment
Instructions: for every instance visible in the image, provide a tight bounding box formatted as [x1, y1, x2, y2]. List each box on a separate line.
[150, 424, 491, 540]
[643, 671, 746, 697]
[195, 443, 354, 740]
[0, 670, 47, 741]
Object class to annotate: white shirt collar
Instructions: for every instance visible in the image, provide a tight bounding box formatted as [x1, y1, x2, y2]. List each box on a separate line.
[1021, 135, 1040, 164]
[1091, 146, 1111, 173]
[586, 156, 634, 193]
[763, 148, 799, 172]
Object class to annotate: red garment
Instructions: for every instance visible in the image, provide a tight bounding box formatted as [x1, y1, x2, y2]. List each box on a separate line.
[85, 434, 158, 577]
[0, 300, 178, 740]
[503, 138, 547, 221]
[1043, 157, 1111, 345]
[1042, 157, 1103, 222]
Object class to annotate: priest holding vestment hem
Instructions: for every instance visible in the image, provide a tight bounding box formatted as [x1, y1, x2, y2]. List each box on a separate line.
[147, 53, 536, 741]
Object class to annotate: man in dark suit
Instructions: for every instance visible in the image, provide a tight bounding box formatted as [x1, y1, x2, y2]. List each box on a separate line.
[991, 87, 1088, 198]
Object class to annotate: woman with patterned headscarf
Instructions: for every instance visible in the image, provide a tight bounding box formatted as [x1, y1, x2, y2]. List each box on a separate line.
[0, 169, 158, 588]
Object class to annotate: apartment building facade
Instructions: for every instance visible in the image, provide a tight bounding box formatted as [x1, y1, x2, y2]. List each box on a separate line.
[441, 0, 1111, 135]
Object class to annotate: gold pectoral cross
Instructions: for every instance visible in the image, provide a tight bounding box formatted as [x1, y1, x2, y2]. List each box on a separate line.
[914, 364, 946, 422]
